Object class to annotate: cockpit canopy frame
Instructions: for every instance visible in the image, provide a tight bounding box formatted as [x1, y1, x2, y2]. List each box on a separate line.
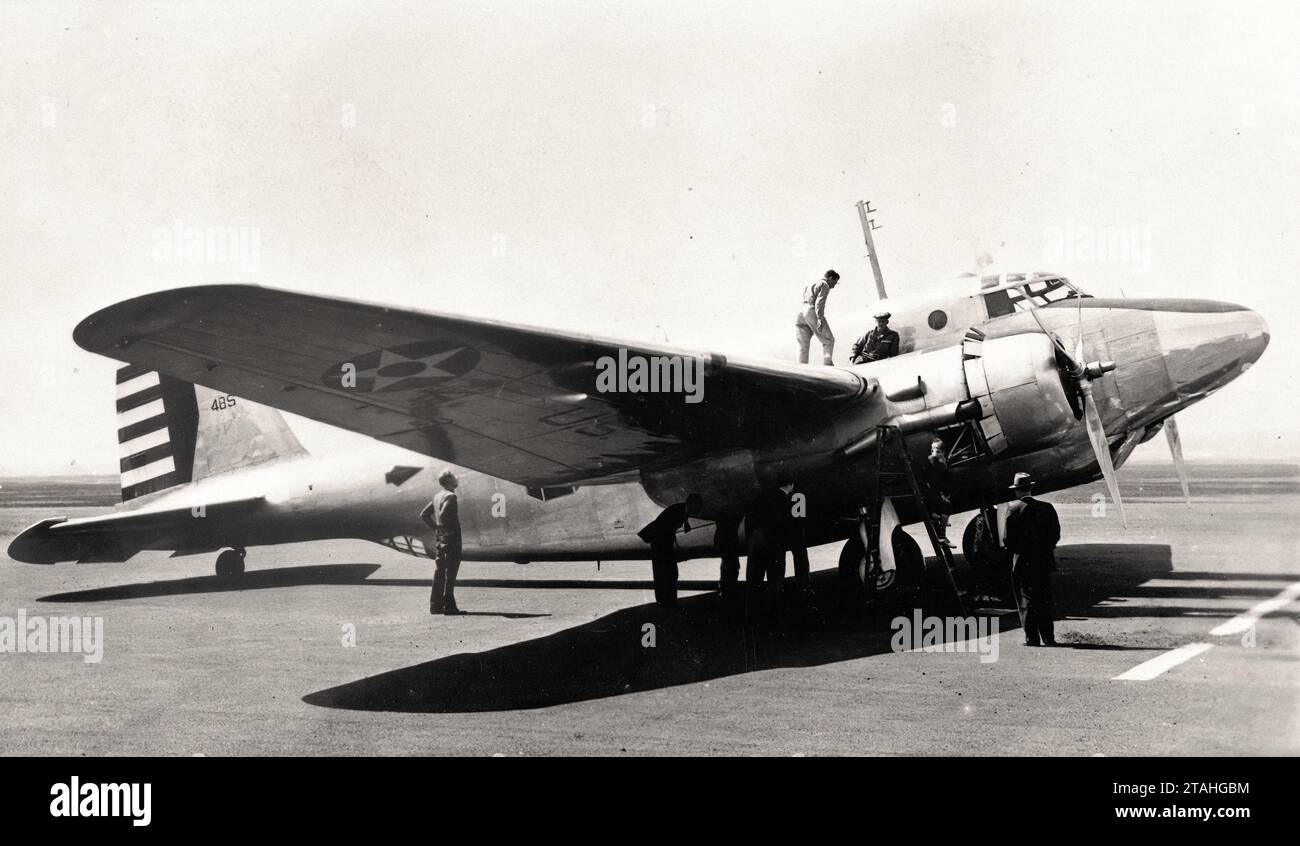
[977, 271, 1089, 318]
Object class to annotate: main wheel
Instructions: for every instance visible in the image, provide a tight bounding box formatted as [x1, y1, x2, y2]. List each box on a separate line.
[962, 514, 1010, 574]
[215, 548, 245, 577]
[961, 515, 982, 568]
[838, 527, 924, 598]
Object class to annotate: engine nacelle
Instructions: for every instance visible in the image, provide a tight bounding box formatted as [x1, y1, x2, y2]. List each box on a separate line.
[964, 333, 1076, 456]
[640, 331, 1078, 514]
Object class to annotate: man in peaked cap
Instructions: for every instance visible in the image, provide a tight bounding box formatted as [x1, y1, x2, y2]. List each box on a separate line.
[850, 311, 900, 364]
[1002, 472, 1061, 647]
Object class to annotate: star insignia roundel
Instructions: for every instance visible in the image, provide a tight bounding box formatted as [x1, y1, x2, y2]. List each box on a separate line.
[323, 341, 480, 392]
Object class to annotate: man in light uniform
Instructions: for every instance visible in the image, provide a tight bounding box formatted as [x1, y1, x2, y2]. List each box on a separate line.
[795, 269, 840, 365]
[420, 470, 464, 615]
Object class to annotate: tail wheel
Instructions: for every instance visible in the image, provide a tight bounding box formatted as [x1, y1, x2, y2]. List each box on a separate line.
[215, 548, 245, 577]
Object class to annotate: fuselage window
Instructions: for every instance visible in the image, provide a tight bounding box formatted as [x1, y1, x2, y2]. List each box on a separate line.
[928, 309, 948, 330]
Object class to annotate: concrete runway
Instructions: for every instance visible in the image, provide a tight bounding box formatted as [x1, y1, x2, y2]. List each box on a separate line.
[1, 490, 1297, 755]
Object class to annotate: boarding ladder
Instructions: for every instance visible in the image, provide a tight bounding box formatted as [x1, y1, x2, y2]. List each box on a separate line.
[864, 424, 968, 617]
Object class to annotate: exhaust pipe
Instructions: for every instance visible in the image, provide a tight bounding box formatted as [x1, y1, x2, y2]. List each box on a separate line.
[839, 399, 982, 460]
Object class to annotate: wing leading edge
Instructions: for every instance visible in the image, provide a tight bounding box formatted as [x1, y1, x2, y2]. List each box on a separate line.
[73, 285, 870, 486]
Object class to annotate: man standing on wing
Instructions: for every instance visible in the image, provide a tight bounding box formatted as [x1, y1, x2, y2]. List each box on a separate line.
[795, 269, 840, 365]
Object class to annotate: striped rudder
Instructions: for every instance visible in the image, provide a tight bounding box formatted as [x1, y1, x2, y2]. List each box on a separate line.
[115, 365, 199, 502]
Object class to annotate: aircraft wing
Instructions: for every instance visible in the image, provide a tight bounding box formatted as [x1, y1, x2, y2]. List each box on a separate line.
[8, 497, 265, 563]
[73, 285, 870, 486]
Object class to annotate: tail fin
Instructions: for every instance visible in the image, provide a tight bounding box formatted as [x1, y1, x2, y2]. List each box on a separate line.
[190, 384, 307, 479]
[116, 365, 198, 501]
[115, 365, 306, 502]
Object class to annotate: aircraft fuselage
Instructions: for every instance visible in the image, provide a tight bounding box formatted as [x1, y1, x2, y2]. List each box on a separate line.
[105, 297, 1266, 565]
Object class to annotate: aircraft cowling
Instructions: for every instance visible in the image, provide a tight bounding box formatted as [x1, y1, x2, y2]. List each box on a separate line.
[640, 332, 1079, 515]
[963, 332, 1077, 456]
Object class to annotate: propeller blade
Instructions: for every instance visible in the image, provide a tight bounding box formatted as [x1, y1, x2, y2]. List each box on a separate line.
[1080, 383, 1128, 528]
[1164, 416, 1191, 505]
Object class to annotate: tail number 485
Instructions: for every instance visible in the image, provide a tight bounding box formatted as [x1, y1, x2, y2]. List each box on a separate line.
[210, 395, 237, 411]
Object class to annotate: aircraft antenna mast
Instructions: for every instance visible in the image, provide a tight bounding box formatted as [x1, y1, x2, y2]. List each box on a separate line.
[856, 200, 888, 301]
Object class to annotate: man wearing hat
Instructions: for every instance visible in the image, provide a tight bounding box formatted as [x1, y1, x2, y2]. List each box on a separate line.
[795, 269, 840, 365]
[850, 311, 900, 364]
[1003, 472, 1061, 647]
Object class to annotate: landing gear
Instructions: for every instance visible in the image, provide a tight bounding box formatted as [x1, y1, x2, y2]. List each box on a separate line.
[961, 515, 983, 569]
[838, 526, 924, 600]
[961, 511, 1009, 574]
[215, 547, 246, 577]
[961, 511, 1015, 604]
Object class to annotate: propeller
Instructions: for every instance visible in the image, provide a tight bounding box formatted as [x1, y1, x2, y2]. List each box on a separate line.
[1163, 415, 1191, 505]
[1073, 334, 1127, 527]
[1028, 296, 1126, 527]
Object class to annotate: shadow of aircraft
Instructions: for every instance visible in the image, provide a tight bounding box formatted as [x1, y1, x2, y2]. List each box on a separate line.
[302, 542, 1181, 714]
[38, 563, 386, 603]
[36, 564, 720, 603]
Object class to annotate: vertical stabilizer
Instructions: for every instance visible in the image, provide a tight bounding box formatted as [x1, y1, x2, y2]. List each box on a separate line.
[190, 384, 308, 480]
[116, 365, 199, 501]
[115, 365, 308, 500]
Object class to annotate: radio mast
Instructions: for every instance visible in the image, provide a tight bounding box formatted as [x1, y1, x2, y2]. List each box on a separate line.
[855, 200, 887, 301]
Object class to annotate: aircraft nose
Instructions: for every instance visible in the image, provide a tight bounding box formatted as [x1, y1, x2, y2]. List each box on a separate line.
[1155, 302, 1269, 401]
[1240, 308, 1270, 362]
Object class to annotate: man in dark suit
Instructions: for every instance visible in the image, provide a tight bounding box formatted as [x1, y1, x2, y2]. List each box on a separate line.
[1003, 472, 1060, 646]
[420, 469, 464, 615]
[745, 482, 800, 621]
[714, 514, 743, 601]
[784, 482, 814, 603]
[638, 493, 703, 609]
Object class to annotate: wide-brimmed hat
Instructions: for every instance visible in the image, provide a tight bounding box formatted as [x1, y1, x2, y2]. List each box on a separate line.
[1009, 471, 1034, 490]
[873, 311, 891, 319]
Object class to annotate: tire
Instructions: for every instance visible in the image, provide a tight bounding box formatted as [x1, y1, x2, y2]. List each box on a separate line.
[962, 515, 982, 568]
[891, 529, 924, 592]
[838, 527, 924, 598]
[838, 533, 868, 589]
[963, 514, 1010, 575]
[215, 548, 245, 577]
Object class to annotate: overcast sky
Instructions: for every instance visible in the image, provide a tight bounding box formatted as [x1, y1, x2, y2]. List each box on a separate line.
[2, 0, 1297, 474]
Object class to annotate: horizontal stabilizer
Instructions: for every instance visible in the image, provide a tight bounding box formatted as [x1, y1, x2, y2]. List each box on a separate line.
[7, 497, 265, 564]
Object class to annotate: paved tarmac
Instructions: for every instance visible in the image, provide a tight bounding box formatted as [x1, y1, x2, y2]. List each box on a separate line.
[1, 485, 1296, 755]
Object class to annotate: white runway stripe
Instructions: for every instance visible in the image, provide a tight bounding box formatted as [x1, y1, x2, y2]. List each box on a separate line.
[1209, 579, 1300, 636]
[118, 427, 171, 459]
[120, 455, 175, 487]
[115, 371, 159, 399]
[1113, 642, 1214, 681]
[117, 397, 166, 428]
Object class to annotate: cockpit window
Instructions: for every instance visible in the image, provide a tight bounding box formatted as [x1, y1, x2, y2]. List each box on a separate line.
[983, 289, 1016, 318]
[1007, 277, 1088, 311]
